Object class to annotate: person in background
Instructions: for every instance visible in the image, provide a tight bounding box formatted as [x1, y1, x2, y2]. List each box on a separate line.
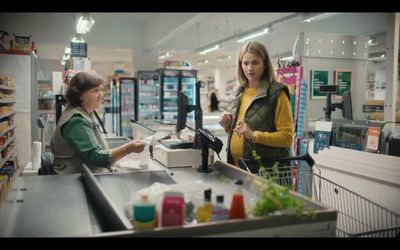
[209, 88, 220, 112]
[51, 71, 145, 174]
[218, 41, 294, 173]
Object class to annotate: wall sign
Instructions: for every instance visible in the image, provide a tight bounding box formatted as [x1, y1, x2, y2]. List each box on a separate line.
[310, 69, 329, 100]
[313, 121, 333, 154]
[334, 69, 352, 100]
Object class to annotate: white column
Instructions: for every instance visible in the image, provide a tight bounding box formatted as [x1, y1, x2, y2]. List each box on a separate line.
[384, 13, 399, 122]
[214, 68, 226, 91]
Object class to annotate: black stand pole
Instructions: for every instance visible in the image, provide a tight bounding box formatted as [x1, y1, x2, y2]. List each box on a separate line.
[197, 136, 213, 173]
[324, 93, 332, 121]
[193, 81, 203, 149]
[55, 94, 67, 124]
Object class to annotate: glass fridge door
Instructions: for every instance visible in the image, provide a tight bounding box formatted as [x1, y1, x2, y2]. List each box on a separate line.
[119, 78, 137, 138]
[137, 71, 159, 121]
[160, 69, 179, 121]
[180, 70, 197, 123]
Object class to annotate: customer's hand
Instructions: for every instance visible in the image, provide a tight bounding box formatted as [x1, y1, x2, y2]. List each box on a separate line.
[218, 112, 232, 129]
[234, 120, 256, 140]
[127, 140, 146, 154]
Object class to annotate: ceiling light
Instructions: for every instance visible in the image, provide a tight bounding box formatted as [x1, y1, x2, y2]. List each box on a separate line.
[76, 13, 95, 34]
[368, 37, 378, 46]
[217, 55, 233, 62]
[237, 27, 271, 43]
[280, 56, 294, 61]
[197, 59, 210, 65]
[159, 52, 172, 59]
[64, 47, 71, 55]
[301, 13, 340, 23]
[198, 44, 220, 55]
[71, 34, 85, 43]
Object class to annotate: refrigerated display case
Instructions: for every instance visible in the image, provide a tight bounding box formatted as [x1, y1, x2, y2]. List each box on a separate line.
[137, 71, 159, 121]
[111, 77, 138, 138]
[157, 69, 197, 123]
[158, 69, 180, 121]
[180, 70, 197, 122]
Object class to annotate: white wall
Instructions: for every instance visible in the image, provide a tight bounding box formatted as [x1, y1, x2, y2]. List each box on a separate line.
[309, 141, 400, 215]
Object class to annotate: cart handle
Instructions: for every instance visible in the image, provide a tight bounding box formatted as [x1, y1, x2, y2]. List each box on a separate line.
[238, 153, 315, 173]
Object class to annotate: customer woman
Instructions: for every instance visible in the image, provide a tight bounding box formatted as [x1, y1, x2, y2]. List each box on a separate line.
[218, 41, 294, 173]
[51, 71, 145, 174]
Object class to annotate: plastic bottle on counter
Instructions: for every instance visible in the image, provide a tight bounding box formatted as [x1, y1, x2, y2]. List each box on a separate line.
[210, 195, 229, 222]
[196, 188, 212, 223]
[133, 193, 156, 231]
[229, 179, 246, 219]
[161, 191, 185, 227]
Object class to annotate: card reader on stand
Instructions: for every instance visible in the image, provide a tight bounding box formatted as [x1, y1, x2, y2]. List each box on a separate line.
[135, 81, 224, 170]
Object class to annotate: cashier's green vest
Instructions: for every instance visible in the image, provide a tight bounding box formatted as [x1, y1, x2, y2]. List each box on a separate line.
[51, 104, 109, 174]
[227, 79, 291, 167]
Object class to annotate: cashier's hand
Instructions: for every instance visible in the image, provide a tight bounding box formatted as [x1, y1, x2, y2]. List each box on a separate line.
[234, 120, 256, 141]
[126, 140, 146, 154]
[218, 112, 232, 130]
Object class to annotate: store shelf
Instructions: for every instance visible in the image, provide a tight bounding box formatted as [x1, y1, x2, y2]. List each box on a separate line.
[0, 100, 15, 104]
[0, 146, 16, 171]
[0, 135, 16, 152]
[0, 86, 15, 92]
[0, 125, 16, 138]
[0, 111, 16, 120]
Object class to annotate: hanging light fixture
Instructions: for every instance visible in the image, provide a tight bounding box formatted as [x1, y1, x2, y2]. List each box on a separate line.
[198, 44, 220, 55]
[159, 52, 172, 59]
[237, 27, 272, 43]
[301, 13, 340, 23]
[71, 34, 85, 43]
[76, 13, 95, 34]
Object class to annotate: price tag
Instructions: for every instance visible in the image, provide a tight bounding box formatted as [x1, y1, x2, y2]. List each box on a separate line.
[366, 127, 381, 152]
[313, 121, 332, 154]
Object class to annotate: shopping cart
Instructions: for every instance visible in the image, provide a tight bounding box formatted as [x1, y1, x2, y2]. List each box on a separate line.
[238, 153, 400, 237]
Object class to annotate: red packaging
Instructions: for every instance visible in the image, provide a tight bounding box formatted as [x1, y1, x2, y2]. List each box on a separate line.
[161, 191, 184, 227]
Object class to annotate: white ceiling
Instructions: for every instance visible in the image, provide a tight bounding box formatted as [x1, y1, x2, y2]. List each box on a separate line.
[0, 12, 391, 76]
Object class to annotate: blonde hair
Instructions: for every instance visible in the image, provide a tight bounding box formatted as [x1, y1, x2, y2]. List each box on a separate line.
[236, 41, 276, 86]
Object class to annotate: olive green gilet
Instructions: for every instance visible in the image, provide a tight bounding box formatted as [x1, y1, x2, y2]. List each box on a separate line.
[227, 79, 291, 167]
[51, 104, 109, 174]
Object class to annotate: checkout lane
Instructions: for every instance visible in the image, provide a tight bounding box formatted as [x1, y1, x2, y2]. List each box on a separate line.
[0, 141, 337, 237]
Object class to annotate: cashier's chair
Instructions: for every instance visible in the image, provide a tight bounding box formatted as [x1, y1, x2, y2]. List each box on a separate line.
[37, 117, 56, 175]
[38, 152, 55, 175]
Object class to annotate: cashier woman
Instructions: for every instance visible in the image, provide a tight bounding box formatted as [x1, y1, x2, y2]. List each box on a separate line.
[51, 71, 145, 174]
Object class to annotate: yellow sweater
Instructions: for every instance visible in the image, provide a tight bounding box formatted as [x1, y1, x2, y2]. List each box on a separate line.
[230, 87, 294, 165]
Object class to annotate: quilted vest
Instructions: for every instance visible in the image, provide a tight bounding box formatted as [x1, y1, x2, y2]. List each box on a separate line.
[227, 79, 291, 168]
[51, 104, 109, 174]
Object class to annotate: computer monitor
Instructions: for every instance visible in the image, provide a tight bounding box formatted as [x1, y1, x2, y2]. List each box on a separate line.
[341, 91, 353, 120]
[320, 85, 353, 121]
[176, 91, 190, 134]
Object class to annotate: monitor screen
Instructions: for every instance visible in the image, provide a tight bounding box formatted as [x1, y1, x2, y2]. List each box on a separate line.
[341, 91, 353, 120]
[176, 91, 189, 134]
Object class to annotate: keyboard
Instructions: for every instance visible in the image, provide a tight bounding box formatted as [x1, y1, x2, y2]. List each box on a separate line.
[158, 138, 193, 149]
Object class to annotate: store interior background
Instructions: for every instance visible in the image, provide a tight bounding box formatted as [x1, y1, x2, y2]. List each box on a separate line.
[0, 13, 392, 112]
[1, 13, 399, 216]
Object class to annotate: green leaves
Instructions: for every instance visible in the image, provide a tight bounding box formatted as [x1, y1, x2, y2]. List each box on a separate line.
[249, 150, 306, 218]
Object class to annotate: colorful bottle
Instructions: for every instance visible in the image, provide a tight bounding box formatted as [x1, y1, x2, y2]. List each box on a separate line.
[210, 195, 229, 222]
[196, 188, 212, 223]
[161, 191, 185, 227]
[133, 193, 156, 231]
[229, 179, 246, 219]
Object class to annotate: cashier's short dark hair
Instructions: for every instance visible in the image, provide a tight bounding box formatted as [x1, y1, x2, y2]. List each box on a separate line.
[66, 71, 104, 107]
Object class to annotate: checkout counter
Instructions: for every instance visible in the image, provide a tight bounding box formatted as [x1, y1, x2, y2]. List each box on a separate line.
[0, 146, 337, 237]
